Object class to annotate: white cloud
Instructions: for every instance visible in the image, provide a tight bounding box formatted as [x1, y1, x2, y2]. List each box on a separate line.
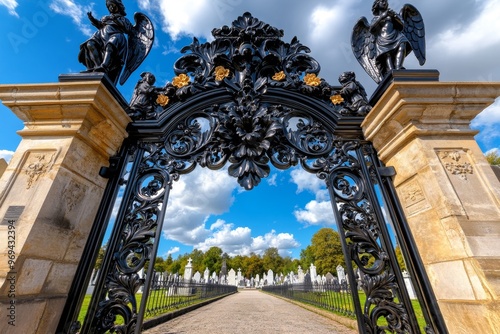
[290, 167, 324, 194]
[289, 167, 334, 226]
[267, 173, 277, 187]
[0, 0, 18, 17]
[162, 167, 238, 244]
[293, 200, 335, 226]
[0, 149, 14, 163]
[166, 246, 180, 256]
[250, 230, 300, 257]
[431, 1, 500, 56]
[50, 0, 93, 36]
[486, 148, 499, 155]
[138, 0, 153, 12]
[308, 4, 350, 43]
[156, 0, 220, 40]
[195, 220, 300, 257]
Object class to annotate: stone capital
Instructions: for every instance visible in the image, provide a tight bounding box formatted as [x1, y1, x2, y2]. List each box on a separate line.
[0, 80, 130, 158]
[362, 82, 500, 162]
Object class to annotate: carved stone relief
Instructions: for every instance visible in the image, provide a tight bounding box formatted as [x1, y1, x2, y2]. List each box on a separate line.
[399, 178, 430, 216]
[24, 151, 56, 189]
[438, 150, 473, 181]
[63, 180, 86, 212]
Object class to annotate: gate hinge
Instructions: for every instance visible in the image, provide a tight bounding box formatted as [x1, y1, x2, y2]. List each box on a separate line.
[99, 156, 121, 179]
[377, 166, 396, 177]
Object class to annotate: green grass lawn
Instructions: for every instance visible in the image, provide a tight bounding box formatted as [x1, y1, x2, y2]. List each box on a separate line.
[271, 290, 427, 332]
[78, 289, 212, 326]
[79, 290, 426, 332]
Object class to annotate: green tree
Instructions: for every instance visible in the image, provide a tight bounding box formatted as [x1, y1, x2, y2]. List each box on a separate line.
[281, 256, 298, 275]
[203, 246, 223, 273]
[165, 254, 173, 272]
[486, 150, 500, 165]
[188, 249, 205, 273]
[243, 252, 264, 278]
[94, 244, 107, 270]
[262, 247, 284, 273]
[310, 228, 344, 275]
[299, 245, 315, 271]
[395, 245, 406, 271]
[153, 256, 168, 273]
[228, 255, 245, 274]
[170, 253, 187, 274]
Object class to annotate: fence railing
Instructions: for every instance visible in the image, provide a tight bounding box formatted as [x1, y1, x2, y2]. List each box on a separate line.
[144, 275, 237, 318]
[262, 281, 355, 317]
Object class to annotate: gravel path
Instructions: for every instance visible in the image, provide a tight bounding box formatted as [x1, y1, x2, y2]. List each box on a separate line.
[143, 289, 357, 334]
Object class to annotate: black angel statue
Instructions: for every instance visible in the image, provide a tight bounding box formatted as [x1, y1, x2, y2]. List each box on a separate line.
[78, 0, 154, 85]
[352, 0, 425, 83]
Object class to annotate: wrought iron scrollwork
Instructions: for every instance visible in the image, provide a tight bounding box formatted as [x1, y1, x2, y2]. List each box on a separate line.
[292, 139, 419, 332]
[162, 98, 349, 189]
[69, 10, 445, 334]
[85, 144, 185, 333]
[314, 142, 419, 333]
[128, 12, 372, 120]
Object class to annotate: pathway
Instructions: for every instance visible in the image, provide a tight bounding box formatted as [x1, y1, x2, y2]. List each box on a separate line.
[143, 289, 357, 334]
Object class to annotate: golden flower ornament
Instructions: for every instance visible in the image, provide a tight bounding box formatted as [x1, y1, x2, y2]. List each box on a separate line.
[272, 71, 286, 81]
[304, 73, 321, 86]
[214, 66, 230, 81]
[172, 74, 190, 88]
[330, 95, 344, 105]
[156, 94, 169, 106]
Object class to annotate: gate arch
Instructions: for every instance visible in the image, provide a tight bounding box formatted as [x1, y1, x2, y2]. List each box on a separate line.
[58, 12, 446, 334]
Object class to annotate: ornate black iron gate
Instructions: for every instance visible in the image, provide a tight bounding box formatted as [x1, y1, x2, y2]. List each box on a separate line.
[58, 13, 447, 334]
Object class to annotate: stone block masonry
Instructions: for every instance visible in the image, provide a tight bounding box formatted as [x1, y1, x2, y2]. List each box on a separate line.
[363, 81, 500, 334]
[0, 78, 129, 333]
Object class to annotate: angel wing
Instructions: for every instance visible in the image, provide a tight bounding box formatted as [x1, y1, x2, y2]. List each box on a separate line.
[401, 4, 425, 66]
[120, 12, 155, 85]
[351, 17, 383, 83]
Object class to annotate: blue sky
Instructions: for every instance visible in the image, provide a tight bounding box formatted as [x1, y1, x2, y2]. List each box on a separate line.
[1, 0, 500, 260]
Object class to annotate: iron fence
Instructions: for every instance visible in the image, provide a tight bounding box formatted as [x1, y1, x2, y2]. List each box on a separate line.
[262, 281, 355, 317]
[144, 274, 237, 318]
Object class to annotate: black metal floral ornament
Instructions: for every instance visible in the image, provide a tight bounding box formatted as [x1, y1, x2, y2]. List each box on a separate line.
[129, 12, 371, 190]
[72, 11, 445, 334]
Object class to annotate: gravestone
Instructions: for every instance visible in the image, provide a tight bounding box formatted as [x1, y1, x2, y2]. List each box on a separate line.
[309, 263, 317, 282]
[193, 271, 201, 283]
[237, 268, 242, 285]
[304, 272, 312, 292]
[325, 272, 334, 284]
[183, 258, 193, 281]
[203, 267, 210, 282]
[298, 266, 305, 283]
[402, 271, 417, 299]
[336, 265, 346, 282]
[267, 269, 274, 285]
[228, 268, 236, 286]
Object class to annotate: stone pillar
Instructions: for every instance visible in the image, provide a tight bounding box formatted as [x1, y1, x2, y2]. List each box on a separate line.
[0, 159, 7, 178]
[0, 78, 129, 333]
[363, 81, 500, 333]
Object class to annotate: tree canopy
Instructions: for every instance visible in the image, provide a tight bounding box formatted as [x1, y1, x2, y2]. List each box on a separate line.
[486, 150, 500, 165]
[93, 228, 410, 279]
